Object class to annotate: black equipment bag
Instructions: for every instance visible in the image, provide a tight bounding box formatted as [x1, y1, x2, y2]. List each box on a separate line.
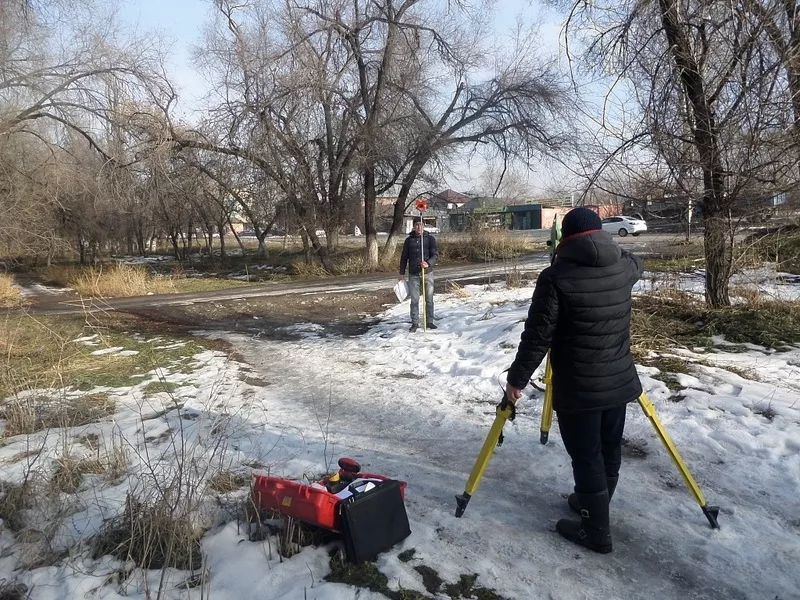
[339, 479, 411, 563]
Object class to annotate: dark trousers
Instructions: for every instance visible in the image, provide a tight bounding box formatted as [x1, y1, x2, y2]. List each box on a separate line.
[556, 406, 627, 494]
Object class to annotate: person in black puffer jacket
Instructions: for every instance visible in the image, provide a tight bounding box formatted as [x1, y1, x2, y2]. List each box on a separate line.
[505, 207, 644, 554]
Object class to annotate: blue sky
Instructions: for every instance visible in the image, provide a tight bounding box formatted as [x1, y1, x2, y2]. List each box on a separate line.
[119, 0, 215, 110]
[118, 0, 566, 193]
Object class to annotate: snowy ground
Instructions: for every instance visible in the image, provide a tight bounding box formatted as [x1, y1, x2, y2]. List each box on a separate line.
[0, 271, 799, 599]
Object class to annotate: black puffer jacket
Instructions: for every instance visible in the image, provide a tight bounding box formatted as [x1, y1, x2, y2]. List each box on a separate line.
[507, 230, 644, 413]
[399, 231, 439, 276]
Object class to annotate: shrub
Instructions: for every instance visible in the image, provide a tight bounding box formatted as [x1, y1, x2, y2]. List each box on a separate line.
[44, 263, 176, 298]
[0, 273, 23, 308]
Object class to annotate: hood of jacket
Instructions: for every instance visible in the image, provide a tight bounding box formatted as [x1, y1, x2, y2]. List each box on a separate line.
[556, 230, 621, 267]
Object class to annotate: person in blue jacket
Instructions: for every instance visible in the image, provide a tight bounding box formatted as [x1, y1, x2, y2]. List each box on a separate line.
[399, 218, 439, 332]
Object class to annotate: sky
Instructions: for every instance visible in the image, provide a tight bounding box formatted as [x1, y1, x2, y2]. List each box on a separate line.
[117, 0, 569, 196]
[2, 261, 800, 599]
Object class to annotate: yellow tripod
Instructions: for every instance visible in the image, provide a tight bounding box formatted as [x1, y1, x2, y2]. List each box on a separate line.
[455, 396, 515, 518]
[539, 378, 720, 528]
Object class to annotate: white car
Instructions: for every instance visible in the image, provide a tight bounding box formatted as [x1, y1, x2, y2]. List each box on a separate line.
[601, 215, 647, 237]
[424, 225, 440, 234]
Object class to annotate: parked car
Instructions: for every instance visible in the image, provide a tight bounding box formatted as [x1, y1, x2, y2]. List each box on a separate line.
[601, 215, 647, 237]
[424, 225, 440, 234]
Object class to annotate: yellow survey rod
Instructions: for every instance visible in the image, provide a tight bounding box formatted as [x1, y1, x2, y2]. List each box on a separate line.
[637, 392, 720, 528]
[455, 398, 515, 517]
[539, 353, 554, 444]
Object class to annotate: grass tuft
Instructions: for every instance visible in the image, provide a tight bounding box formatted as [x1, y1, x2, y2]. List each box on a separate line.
[0, 274, 24, 308]
[0, 582, 28, 600]
[44, 263, 177, 298]
[92, 495, 202, 570]
[743, 225, 800, 274]
[631, 295, 800, 354]
[0, 482, 32, 532]
[325, 553, 431, 599]
[1, 393, 115, 437]
[439, 229, 535, 262]
[51, 456, 105, 493]
[207, 471, 250, 493]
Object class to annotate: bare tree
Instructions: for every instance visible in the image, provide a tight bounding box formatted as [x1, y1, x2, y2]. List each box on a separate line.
[564, 0, 794, 306]
[0, 0, 175, 262]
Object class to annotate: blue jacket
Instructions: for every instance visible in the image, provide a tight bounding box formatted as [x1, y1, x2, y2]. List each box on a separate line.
[400, 231, 439, 276]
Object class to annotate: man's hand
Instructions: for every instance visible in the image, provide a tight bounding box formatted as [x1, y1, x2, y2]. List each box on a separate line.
[505, 383, 523, 403]
[420, 260, 429, 268]
[398, 275, 405, 281]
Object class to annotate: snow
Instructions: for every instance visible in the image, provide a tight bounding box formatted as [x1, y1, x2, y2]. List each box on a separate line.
[17, 282, 73, 296]
[0, 271, 799, 599]
[637, 265, 800, 302]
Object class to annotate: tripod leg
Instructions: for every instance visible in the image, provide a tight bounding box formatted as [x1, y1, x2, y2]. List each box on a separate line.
[455, 402, 515, 517]
[637, 393, 720, 528]
[539, 353, 553, 444]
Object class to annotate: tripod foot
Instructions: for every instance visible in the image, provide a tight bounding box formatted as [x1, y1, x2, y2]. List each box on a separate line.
[702, 505, 720, 529]
[455, 492, 471, 518]
[540, 430, 549, 445]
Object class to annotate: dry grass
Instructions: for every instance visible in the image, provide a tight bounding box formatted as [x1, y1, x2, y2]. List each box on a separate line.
[92, 494, 202, 570]
[742, 225, 800, 274]
[504, 267, 530, 288]
[439, 228, 535, 262]
[207, 470, 250, 493]
[0, 273, 24, 309]
[51, 440, 129, 492]
[291, 249, 391, 277]
[631, 293, 800, 355]
[0, 312, 216, 400]
[290, 258, 335, 278]
[44, 263, 177, 298]
[51, 456, 105, 493]
[0, 482, 32, 532]
[0, 393, 115, 437]
[445, 281, 471, 298]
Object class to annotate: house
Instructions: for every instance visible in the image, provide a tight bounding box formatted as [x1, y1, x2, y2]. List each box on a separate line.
[432, 189, 470, 209]
[401, 190, 472, 233]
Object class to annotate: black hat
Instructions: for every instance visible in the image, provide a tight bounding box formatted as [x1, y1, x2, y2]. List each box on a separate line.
[561, 207, 602, 238]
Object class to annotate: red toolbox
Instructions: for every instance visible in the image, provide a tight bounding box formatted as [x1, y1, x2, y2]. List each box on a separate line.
[253, 459, 407, 532]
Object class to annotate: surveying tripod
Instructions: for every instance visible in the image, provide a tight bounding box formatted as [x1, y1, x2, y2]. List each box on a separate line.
[457, 215, 720, 529]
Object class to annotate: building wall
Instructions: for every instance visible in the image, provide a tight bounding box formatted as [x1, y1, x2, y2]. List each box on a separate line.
[508, 208, 542, 230]
[541, 207, 571, 229]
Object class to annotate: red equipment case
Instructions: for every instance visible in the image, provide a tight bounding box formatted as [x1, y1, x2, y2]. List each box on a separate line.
[253, 462, 407, 532]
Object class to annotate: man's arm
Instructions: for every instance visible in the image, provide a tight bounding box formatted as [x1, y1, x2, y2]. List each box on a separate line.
[426, 235, 439, 267]
[506, 269, 559, 395]
[399, 238, 409, 276]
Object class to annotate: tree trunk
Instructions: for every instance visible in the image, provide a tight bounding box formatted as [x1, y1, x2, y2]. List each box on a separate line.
[135, 224, 146, 257]
[703, 211, 732, 307]
[217, 223, 226, 260]
[659, 0, 732, 306]
[257, 233, 268, 258]
[381, 195, 408, 263]
[169, 232, 180, 259]
[364, 167, 379, 269]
